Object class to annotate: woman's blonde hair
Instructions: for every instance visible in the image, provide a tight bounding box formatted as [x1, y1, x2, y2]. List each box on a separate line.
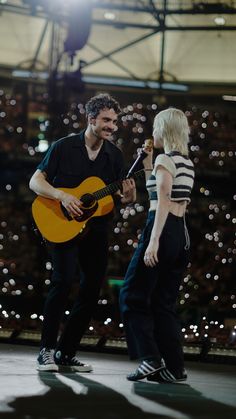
[153, 108, 190, 155]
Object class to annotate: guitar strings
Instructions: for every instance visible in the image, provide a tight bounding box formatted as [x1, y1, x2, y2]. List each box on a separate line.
[93, 169, 144, 201]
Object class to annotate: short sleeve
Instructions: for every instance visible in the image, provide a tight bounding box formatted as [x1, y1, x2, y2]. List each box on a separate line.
[37, 141, 59, 183]
[153, 154, 176, 178]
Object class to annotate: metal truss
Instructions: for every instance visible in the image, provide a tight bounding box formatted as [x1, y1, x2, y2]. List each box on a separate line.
[2, 1, 236, 82]
[93, 0, 236, 15]
[2, 1, 236, 24]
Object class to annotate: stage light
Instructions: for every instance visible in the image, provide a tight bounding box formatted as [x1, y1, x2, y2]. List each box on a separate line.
[104, 12, 116, 21]
[222, 95, 236, 102]
[64, 1, 92, 56]
[214, 16, 226, 26]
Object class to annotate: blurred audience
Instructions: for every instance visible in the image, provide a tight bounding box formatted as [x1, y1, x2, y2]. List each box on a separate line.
[0, 90, 235, 349]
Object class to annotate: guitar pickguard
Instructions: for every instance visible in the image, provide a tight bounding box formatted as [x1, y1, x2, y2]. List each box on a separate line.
[60, 193, 98, 222]
[74, 201, 98, 222]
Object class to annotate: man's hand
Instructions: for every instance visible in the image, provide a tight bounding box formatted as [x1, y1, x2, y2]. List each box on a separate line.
[121, 178, 136, 204]
[59, 191, 83, 218]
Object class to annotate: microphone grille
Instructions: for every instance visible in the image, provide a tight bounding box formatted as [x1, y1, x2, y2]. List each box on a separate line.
[144, 139, 153, 151]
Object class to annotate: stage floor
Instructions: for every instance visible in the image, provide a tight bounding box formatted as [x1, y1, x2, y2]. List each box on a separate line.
[0, 343, 235, 419]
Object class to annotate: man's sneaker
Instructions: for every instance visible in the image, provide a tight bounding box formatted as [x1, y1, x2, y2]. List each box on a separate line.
[54, 351, 93, 372]
[127, 358, 165, 381]
[147, 367, 187, 383]
[37, 348, 59, 372]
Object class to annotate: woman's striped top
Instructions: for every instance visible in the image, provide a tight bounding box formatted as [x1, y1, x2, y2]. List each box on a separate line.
[146, 151, 195, 211]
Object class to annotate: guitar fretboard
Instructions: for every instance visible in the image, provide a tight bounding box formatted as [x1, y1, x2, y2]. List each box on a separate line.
[93, 170, 144, 200]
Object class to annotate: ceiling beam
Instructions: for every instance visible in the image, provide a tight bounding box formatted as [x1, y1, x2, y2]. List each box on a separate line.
[159, 0, 168, 84]
[93, 1, 236, 15]
[84, 30, 161, 69]
[93, 20, 236, 30]
[30, 20, 49, 70]
[2, 3, 236, 31]
[2, 2, 236, 19]
[87, 43, 139, 79]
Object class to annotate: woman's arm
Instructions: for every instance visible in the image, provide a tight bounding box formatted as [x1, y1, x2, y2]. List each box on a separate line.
[144, 166, 173, 267]
[141, 148, 154, 182]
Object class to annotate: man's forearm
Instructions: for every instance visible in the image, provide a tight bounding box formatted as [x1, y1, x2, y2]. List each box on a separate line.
[29, 172, 63, 201]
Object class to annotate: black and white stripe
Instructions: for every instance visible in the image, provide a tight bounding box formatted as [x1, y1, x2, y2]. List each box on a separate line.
[159, 368, 177, 382]
[146, 152, 194, 208]
[138, 360, 159, 376]
[127, 358, 166, 381]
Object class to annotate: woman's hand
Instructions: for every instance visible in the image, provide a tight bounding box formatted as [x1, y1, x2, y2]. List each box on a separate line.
[144, 239, 159, 267]
[137, 143, 153, 170]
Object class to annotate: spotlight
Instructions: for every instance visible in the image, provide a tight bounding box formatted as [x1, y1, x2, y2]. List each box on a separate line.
[214, 16, 226, 26]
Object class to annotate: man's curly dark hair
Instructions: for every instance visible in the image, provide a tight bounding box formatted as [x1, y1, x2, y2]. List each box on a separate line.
[85, 93, 121, 118]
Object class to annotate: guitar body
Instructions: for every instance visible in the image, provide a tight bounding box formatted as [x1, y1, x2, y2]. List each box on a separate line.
[32, 176, 114, 243]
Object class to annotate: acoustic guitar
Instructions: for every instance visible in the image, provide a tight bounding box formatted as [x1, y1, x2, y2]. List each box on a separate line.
[32, 170, 144, 243]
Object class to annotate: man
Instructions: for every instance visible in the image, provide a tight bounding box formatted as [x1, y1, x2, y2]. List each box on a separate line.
[29, 93, 136, 372]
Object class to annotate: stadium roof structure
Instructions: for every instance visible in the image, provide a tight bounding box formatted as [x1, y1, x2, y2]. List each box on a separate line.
[0, 0, 236, 92]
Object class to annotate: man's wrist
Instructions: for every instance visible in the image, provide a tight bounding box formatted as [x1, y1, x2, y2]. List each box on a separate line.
[121, 195, 135, 204]
[54, 189, 64, 201]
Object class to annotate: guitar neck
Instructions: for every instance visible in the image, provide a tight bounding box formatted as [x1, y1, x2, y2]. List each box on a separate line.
[93, 169, 144, 200]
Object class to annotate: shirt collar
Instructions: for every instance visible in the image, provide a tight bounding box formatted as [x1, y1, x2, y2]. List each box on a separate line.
[71, 130, 86, 148]
[167, 151, 188, 158]
[72, 129, 113, 155]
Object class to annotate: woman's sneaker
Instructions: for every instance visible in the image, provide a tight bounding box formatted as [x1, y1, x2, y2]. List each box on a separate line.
[37, 348, 59, 372]
[54, 351, 93, 372]
[147, 367, 187, 383]
[127, 358, 165, 381]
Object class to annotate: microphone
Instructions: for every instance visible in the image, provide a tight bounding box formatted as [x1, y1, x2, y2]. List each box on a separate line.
[126, 139, 153, 178]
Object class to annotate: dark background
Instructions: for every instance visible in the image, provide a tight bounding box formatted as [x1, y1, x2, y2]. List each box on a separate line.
[0, 76, 235, 354]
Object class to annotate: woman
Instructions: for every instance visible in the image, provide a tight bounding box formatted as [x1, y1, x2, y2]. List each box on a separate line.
[119, 108, 195, 382]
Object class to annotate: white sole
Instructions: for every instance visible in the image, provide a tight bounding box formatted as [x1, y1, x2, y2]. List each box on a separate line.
[37, 363, 59, 372]
[58, 365, 93, 373]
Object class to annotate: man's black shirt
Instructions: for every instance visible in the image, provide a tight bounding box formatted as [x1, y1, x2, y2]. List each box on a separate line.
[38, 130, 125, 188]
[37, 130, 125, 228]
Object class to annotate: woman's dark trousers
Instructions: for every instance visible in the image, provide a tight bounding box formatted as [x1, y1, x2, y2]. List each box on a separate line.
[119, 212, 189, 373]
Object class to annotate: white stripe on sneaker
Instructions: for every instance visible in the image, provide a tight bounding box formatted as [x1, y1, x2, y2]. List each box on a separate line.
[160, 370, 172, 382]
[138, 365, 150, 374]
[164, 369, 176, 381]
[143, 361, 156, 372]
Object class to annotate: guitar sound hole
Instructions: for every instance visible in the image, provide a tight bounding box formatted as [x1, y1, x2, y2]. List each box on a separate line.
[80, 193, 96, 208]
[73, 194, 98, 222]
[60, 194, 97, 223]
